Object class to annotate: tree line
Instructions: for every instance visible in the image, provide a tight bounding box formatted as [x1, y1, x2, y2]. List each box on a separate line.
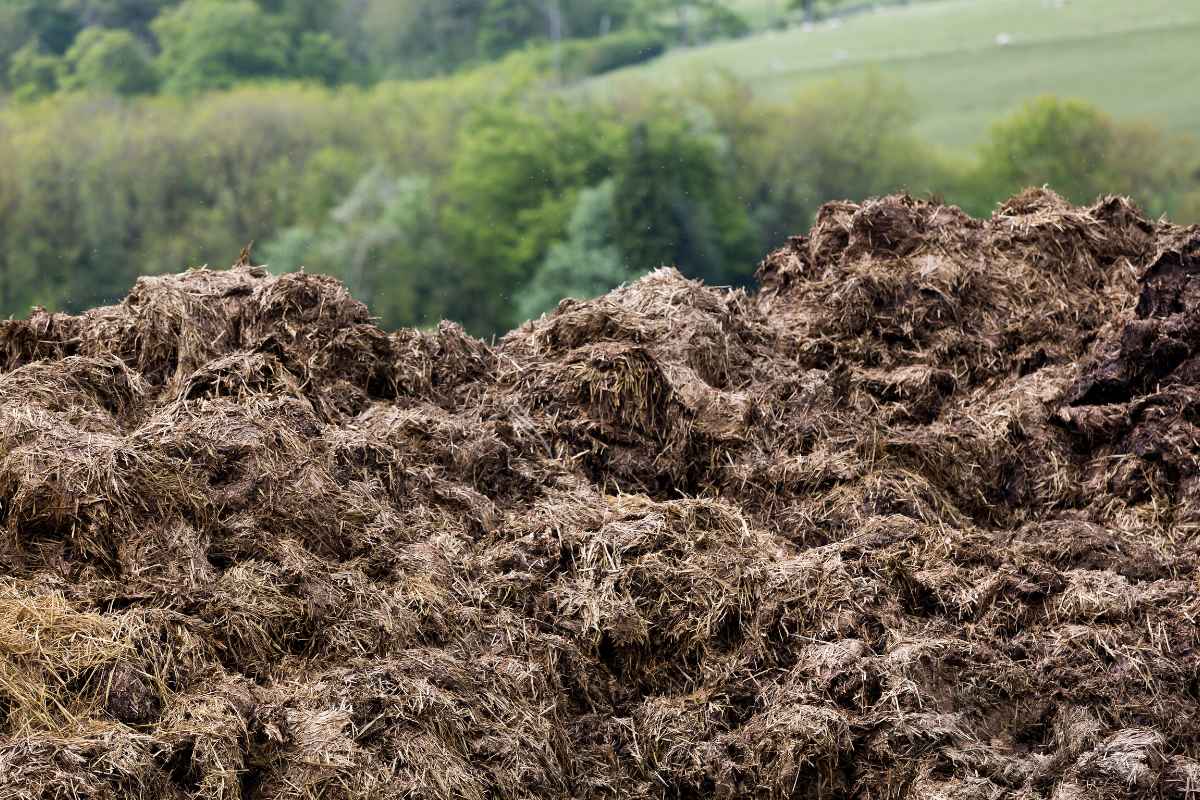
[0, 63, 1195, 335]
[0, 0, 787, 99]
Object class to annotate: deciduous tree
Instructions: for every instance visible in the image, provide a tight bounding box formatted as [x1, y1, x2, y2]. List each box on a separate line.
[62, 28, 158, 95]
[152, 0, 290, 93]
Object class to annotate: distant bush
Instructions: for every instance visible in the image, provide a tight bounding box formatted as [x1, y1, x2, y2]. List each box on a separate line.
[560, 30, 668, 78]
[61, 28, 158, 96]
[7, 42, 59, 102]
[151, 0, 291, 93]
[968, 96, 1198, 216]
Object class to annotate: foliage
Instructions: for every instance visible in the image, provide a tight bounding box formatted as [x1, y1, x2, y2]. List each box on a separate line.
[0, 70, 1196, 336]
[256, 0, 340, 35]
[1, 0, 666, 95]
[977, 97, 1120, 205]
[76, 0, 177, 36]
[444, 98, 625, 330]
[518, 180, 632, 321]
[970, 96, 1197, 215]
[559, 30, 668, 78]
[362, 0, 488, 79]
[21, 2, 83, 54]
[694, 2, 751, 40]
[612, 110, 757, 286]
[263, 171, 452, 326]
[61, 28, 158, 95]
[786, 0, 857, 20]
[639, 0, 751, 45]
[754, 75, 948, 247]
[478, 0, 641, 60]
[478, 0, 547, 60]
[291, 31, 351, 86]
[7, 42, 61, 102]
[0, 7, 35, 87]
[151, 0, 291, 93]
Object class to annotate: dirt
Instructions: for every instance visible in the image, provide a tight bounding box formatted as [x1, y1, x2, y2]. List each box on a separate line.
[0, 189, 1197, 799]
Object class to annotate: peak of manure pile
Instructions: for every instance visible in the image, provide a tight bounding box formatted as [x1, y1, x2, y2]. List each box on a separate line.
[1, 191, 1198, 800]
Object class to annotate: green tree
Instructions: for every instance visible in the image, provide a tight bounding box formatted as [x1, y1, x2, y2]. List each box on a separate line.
[977, 97, 1118, 205]
[263, 170, 451, 328]
[518, 179, 632, 321]
[77, 0, 176, 37]
[612, 115, 756, 285]
[705, 74, 946, 249]
[634, 0, 744, 45]
[786, 0, 853, 22]
[364, 0, 488, 78]
[61, 28, 158, 95]
[259, 226, 317, 277]
[2, 1, 165, 89]
[22, 2, 83, 54]
[292, 31, 350, 85]
[151, 0, 291, 93]
[445, 99, 623, 331]
[255, 0, 339, 34]
[972, 96, 1195, 216]
[287, 146, 367, 227]
[478, 0, 545, 59]
[8, 42, 61, 101]
[477, 0, 635, 59]
[563, 0, 634, 37]
[0, 5, 35, 88]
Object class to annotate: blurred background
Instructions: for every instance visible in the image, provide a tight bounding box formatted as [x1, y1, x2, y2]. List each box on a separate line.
[0, 0, 1196, 336]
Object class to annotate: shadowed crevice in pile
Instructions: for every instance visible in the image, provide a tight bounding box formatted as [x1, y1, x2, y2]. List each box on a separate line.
[0, 190, 1197, 800]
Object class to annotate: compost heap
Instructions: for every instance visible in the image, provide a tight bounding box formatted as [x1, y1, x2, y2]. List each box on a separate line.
[0, 189, 1198, 800]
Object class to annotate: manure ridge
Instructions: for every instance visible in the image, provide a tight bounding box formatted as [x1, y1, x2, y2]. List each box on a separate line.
[0, 190, 1197, 799]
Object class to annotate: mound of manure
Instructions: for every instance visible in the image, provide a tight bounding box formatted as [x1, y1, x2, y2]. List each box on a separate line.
[0, 191, 1197, 800]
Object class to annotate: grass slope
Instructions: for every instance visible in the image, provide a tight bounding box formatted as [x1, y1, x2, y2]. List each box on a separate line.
[593, 0, 1200, 148]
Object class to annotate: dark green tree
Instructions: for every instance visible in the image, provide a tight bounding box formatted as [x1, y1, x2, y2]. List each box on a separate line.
[612, 117, 756, 285]
[786, 0, 853, 22]
[292, 31, 350, 85]
[0, 5, 37, 87]
[634, 0, 745, 45]
[254, 0, 338, 33]
[77, 0, 176, 38]
[2, 1, 170, 87]
[478, 0, 635, 59]
[23, 2, 83, 54]
[564, 0, 635, 37]
[478, 0, 544, 59]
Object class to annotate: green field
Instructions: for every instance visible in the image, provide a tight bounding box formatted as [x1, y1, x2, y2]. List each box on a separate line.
[593, 0, 1200, 148]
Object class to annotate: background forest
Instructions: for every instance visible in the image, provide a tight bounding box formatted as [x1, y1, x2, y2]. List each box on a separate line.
[1, 0, 1197, 335]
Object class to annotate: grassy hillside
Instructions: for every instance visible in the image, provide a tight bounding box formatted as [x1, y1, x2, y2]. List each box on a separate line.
[592, 0, 1200, 148]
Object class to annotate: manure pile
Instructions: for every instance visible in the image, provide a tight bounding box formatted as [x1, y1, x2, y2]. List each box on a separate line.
[0, 190, 1198, 800]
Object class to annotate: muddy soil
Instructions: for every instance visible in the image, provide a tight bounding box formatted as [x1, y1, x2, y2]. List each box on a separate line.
[0, 190, 1197, 799]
